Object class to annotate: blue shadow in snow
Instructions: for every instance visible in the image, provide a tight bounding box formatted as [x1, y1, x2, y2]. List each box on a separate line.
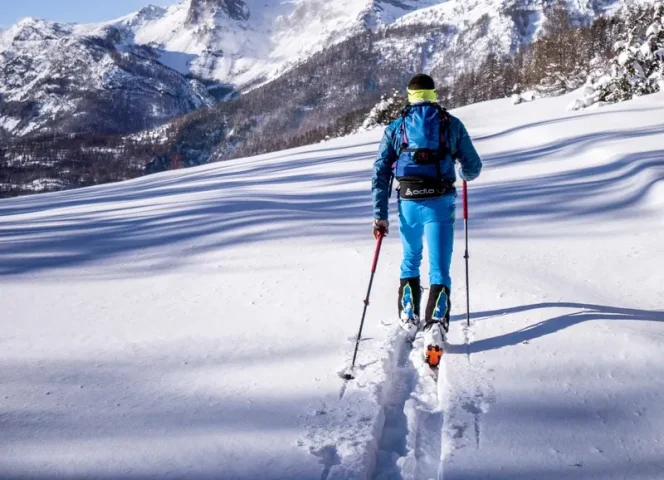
[0, 150, 376, 277]
[0, 340, 327, 480]
[448, 302, 664, 354]
[0, 111, 663, 276]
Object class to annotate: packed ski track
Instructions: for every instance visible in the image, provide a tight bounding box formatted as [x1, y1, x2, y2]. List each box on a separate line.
[1, 91, 664, 479]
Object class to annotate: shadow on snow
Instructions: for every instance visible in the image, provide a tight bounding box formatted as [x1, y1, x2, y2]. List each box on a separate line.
[0, 340, 327, 480]
[0, 114, 662, 276]
[449, 302, 664, 354]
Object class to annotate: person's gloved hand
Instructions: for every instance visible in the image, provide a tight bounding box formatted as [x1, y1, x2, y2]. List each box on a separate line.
[373, 219, 389, 239]
[458, 168, 469, 182]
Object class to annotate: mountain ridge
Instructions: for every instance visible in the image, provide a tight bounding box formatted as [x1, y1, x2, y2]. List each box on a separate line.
[4, 0, 623, 95]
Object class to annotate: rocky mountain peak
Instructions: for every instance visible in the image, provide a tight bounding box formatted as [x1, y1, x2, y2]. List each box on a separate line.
[185, 0, 250, 25]
[133, 5, 168, 23]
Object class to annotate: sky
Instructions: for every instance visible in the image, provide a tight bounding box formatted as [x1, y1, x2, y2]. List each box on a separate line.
[0, 0, 175, 28]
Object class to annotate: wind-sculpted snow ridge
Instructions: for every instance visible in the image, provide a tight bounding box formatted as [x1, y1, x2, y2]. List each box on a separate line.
[1, 91, 664, 478]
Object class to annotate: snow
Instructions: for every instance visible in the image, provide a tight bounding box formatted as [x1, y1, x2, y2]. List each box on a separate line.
[0, 115, 21, 132]
[646, 21, 661, 36]
[26, 178, 66, 192]
[126, 123, 172, 144]
[2, 91, 664, 478]
[618, 50, 631, 66]
[156, 49, 198, 74]
[640, 40, 653, 58]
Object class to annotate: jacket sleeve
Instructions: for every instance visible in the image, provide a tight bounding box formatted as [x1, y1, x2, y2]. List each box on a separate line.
[372, 124, 398, 221]
[454, 119, 482, 182]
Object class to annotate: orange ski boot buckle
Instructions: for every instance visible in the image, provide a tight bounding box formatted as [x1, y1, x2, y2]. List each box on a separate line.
[426, 345, 443, 368]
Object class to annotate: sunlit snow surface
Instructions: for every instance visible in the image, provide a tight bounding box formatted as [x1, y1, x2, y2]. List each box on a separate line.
[1, 92, 664, 479]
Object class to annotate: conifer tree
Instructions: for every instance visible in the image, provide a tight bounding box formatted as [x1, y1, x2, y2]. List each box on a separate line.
[593, 2, 664, 104]
[360, 89, 407, 130]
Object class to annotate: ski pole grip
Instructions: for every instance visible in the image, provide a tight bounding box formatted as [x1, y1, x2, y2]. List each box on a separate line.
[371, 232, 384, 273]
[463, 180, 468, 221]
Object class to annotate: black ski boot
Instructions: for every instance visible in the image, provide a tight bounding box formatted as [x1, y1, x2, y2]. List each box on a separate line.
[423, 285, 451, 367]
[398, 277, 421, 338]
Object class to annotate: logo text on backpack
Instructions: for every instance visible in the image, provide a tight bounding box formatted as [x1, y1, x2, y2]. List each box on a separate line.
[405, 188, 437, 197]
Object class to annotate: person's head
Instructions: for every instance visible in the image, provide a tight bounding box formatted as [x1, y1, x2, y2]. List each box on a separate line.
[407, 74, 437, 104]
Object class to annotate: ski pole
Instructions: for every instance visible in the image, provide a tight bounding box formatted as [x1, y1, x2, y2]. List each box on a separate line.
[463, 180, 471, 327]
[344, 230, 385, 380]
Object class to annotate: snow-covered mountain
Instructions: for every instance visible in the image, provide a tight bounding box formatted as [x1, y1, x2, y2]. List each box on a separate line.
[0, 18, 213, 137]
[96, 0, 621, 89]
[4, 0, 624, 97]
[0, 0, 626, 139]
[90, 0, 413, 88]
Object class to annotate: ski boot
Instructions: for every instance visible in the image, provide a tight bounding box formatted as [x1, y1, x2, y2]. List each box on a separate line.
[423, 285, 451, 368]
[398, 277, 421, 339]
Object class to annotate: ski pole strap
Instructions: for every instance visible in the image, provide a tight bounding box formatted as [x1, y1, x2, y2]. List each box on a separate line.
[463, 180, 468, 221]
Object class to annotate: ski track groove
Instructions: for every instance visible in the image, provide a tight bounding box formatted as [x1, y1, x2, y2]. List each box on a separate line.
[312, 445, 342, 480]
[373, 330, 414, 479]
[374, 328, 447, 480]
[462, 322, 482, 450]
[310, 317, 494, 480]
[441, 317, 496, 474]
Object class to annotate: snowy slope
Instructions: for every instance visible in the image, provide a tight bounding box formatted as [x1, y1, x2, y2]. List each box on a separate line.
[1, 92, 664, 479]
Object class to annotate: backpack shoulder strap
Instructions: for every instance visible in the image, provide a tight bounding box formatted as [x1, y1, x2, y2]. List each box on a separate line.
[431, 103, 452, 157]
[399, 105, 412, 152]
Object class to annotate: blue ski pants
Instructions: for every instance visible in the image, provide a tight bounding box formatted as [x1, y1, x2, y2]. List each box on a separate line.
[398, 194, 456, 288]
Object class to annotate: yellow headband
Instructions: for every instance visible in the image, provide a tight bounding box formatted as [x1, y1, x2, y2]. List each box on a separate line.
[407, 89, 437, 103]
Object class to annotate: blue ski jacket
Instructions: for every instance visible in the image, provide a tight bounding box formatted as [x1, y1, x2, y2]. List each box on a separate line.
[372, 103, 482, 220]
